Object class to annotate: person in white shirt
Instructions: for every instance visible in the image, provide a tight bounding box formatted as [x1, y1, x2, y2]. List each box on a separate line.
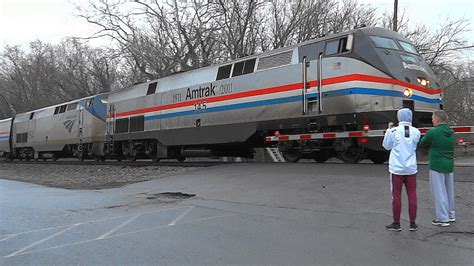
[382, 108, 421, 232]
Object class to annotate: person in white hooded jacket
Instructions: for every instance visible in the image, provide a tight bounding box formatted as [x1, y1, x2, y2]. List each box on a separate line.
[382, 108, 421, 232]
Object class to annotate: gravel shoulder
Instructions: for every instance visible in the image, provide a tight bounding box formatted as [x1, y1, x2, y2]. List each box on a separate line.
[0, 163, 203, 190]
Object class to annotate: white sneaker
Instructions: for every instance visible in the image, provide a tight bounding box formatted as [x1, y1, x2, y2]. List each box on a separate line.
[448, 218, 456, 223]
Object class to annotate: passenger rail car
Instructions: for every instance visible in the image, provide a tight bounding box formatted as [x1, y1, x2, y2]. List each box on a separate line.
[0, 118, 12, 158]
[8, 94, 107, 161]
[105, 27, 442, 163]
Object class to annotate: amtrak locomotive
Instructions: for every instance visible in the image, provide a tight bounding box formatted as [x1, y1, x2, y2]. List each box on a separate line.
[1, 27, 443, 163]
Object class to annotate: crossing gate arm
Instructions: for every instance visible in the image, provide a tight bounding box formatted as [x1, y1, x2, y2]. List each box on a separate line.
[264, 126, 474, 142]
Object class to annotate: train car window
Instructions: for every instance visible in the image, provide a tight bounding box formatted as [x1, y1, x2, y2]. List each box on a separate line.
[146, 82, 157, 95]
[243, 58, 256, 74]
[115, 118, 129, 133]
[369, 36, 400, 50]
[59, 105, 67, 113]
[129, 116, 144, 132]
[216, 64, 232, 80]
[29, 112, 35, 120]
[232, 61, 245, 77]
[398, 41, 418, 54]
[325, 40, 339, 55]
[54, 106, 60, 115]
[67, 103, 78, 111]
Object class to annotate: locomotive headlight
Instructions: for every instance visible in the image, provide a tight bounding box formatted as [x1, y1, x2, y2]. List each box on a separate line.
[416, 77, 430, 87]
[403, 88, 413, 97]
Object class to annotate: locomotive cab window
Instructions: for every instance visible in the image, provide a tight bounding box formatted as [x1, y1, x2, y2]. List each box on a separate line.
[86, 99, 93, 108]
[29, 112, 35, 120]
[216, 64, 232, 80]
[54, 106, 60, 115]
[324, 36, 351, 56]
[398, 40, 418, 54]
[369, 36, 400, 50]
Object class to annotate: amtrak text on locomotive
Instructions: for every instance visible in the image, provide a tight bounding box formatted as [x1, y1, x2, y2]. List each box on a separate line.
[186, 83, 216, 100]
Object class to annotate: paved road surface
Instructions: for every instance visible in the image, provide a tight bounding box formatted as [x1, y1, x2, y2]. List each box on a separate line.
[1, 163, 473, 264]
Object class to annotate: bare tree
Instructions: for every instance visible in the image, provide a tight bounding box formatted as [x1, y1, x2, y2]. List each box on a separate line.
[0, 39, 120, 117]
[440, 62, 474, 125]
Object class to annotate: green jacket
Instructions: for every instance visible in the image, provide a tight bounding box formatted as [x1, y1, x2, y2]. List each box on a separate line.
[419, 124, 455, 173]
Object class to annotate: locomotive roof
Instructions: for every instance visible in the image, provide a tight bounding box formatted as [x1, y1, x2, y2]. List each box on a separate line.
[109, 26, 412, 94]
[14, 93, 107, 116]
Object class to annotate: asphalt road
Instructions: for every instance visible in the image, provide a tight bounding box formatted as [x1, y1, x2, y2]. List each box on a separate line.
[1, 162, 473, 265]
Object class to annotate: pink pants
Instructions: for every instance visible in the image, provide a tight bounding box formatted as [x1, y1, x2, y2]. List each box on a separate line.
[391, 174, 417, 223]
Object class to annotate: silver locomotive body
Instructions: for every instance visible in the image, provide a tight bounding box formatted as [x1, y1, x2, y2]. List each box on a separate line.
[106, 27, 441, 162]
[10, 94, 107, 160]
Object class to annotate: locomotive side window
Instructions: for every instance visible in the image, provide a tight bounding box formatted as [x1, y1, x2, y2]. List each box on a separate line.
[129, 116, 144, 132]
[67, 102, 78, 111]
[232, 59, 256, 77]
[232, 61, 245, 77]
[243, 58, 256, 74]
[398, 41, 418, 54]
[115, 118, 129, 133]
[59, 105, 67, 113]
[146, 82, 157, 95]
[325, 40, 339, 55]
[29, 112, 35, 120]
[324, 37, 350, 56]
[54, 106, 60, 115]
[369, 36, 400, 50]
[216, 64, 232, 80]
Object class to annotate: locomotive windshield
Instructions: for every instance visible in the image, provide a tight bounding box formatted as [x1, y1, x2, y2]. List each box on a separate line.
[369, 36, 400, 50]
[398, 41, 418, 54]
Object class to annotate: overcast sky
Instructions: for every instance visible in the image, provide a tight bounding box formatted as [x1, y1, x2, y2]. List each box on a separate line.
[0, 0, 473, 51]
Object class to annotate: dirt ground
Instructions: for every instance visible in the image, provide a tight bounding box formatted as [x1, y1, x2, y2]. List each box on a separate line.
[0, 163, 202, 190]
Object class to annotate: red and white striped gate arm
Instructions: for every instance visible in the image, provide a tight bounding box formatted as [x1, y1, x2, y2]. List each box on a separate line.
[264, 126, 474, 142]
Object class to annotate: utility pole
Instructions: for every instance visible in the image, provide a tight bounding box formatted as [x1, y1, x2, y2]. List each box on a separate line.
[393, 0, 398, 31]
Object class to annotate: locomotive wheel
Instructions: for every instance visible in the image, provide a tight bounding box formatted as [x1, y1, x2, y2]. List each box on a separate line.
[368, 150, 389, 164]
[313, 151, 330, 163]
[177, 155, 186, 162]
[337, 146, 364, 163]
[282, 149, 301, 163]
